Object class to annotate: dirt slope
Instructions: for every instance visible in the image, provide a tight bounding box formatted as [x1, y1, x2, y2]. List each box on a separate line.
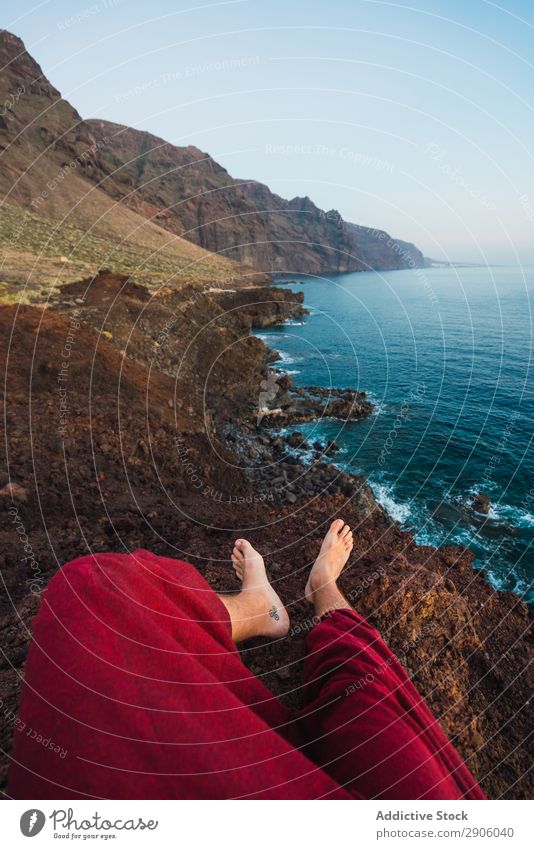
[0, 31, 260, 289]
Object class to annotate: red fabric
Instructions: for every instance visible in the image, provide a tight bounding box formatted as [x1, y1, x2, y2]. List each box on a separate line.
[298, 609, 485, 799]
[7, 551, 484, 800]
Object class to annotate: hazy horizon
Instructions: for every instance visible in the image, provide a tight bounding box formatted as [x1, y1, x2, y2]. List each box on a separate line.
[2, 0, 533, 265]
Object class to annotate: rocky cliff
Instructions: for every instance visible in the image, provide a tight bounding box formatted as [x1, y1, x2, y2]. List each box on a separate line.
[0, 29, 426, 277]
[0, 30, 259, 288]
[0, 273, 531, 799]
[87, 117, 426, 273]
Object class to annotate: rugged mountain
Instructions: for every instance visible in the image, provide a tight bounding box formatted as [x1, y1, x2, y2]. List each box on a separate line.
[0, 30, 255, 288]
[345, 224, 426, 270]
[0, 29, 425, 278]
[87, 118, 426, 273]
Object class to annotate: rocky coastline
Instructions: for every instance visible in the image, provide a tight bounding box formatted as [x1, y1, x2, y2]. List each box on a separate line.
[0, 272, 532, 799]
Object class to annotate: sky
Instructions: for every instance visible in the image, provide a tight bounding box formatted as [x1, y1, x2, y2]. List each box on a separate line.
[2, 0, 534, 264]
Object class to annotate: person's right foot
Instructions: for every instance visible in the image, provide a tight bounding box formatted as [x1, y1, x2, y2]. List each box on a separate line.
[305, 518, 353, 603]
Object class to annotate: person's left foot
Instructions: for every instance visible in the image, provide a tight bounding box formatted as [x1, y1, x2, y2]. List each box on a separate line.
[231, 539, 290, 638]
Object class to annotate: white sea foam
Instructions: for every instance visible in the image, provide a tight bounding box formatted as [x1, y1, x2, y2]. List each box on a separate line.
[456, 489, 534, 529]
[467, 481, 499, 495]
[275, 349, 302, 365]
[489, 503, 534, 528]
[370, 482, 411, 524]
[414, 528, 440, 548]
[366, 391, 387, 416]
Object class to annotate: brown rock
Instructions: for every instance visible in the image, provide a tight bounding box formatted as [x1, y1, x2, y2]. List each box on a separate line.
[471, 493, 491, 514]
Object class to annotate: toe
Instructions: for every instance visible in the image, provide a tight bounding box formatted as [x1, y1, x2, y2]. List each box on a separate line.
[341, 524, 351, 538]
[235, 538, 252, 554]
[331, 518, 344, 533]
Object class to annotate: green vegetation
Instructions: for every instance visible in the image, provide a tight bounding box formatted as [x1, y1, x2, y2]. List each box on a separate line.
[0, 202, 236, 296]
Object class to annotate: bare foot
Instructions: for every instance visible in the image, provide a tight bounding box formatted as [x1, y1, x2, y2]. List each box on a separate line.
[231, 539, 290, 639]
[305, 518, 353, 603]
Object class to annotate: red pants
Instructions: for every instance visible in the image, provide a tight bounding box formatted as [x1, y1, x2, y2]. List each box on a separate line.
[8, 551, 484, 799]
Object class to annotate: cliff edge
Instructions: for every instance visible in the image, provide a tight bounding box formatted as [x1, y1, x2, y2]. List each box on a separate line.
[0, 274, 531, 799]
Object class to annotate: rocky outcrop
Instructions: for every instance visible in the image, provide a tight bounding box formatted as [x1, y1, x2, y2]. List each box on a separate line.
[472, 493, 491, 514]
[261, 381, 374, 425]
[210, 286, 307, 328]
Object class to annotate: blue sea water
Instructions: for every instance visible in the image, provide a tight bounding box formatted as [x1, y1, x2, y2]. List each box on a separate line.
[256, 267, 534, 602]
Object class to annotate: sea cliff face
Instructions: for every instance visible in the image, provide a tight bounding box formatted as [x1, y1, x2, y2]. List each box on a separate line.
[0, 29, 426, 278]
[0, 273, 531, 799]
[86, 118, 427, 274]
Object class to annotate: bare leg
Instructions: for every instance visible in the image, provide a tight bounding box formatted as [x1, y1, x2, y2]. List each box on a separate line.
[305, 518, 354, 618]
[218, 539, 290, 644]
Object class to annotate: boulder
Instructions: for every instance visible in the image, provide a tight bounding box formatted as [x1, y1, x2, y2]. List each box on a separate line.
[471, 493, 491, 514]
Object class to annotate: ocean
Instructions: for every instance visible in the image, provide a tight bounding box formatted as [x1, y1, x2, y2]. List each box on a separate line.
[256, 266, 534, 602]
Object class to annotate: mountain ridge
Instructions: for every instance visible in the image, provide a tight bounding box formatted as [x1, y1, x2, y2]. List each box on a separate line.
[87, 116, 426, 273]
[0, 30, 256, 289]
[0, 29, 426, 278]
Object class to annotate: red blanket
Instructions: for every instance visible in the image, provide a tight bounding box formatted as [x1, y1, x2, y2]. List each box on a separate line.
[8, 551, 484, 799]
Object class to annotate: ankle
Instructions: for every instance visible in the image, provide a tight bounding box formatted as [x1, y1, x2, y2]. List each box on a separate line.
[219, 590, 268, 643]
[309, 567, 336, 595]
[240, 585, 268, 611]
[311, 583, 350, 619]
